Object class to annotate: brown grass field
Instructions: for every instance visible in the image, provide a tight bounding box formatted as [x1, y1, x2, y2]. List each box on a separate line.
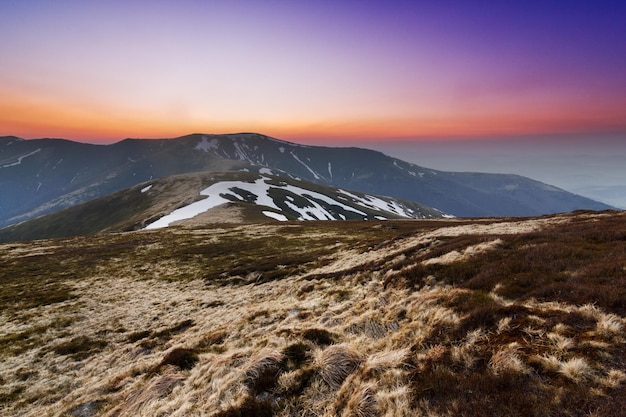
[1, 210, 625, 416]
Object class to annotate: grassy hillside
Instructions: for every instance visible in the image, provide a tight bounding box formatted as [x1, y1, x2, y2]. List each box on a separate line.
[0, 171, 445, 243]
[1, 211, 625, 416]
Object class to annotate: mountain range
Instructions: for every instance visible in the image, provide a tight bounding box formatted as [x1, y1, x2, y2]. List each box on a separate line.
[0, 133, 611, 232]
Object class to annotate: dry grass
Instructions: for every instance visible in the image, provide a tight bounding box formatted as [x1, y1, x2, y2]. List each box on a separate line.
[0, 211, 625, 416]
[315, 344, 365, 390]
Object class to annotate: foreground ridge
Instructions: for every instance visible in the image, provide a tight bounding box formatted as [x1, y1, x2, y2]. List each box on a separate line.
[1, 210, 625, 416]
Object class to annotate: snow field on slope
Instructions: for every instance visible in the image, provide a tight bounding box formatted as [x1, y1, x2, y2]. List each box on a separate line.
[337, 189, 417, 218]
[145, 176, 371, 229]
[1, 148, 41, 168]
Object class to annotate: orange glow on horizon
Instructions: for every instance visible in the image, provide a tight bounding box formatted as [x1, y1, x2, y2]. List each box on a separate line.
[2, 2, 625, 145]
[2, 92, 625, 144]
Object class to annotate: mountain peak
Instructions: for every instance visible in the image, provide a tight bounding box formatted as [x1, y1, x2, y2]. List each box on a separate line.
[0, 135, 24, 145]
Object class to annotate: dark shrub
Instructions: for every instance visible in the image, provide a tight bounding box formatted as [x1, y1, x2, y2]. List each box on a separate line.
[158, 347, 199, 370]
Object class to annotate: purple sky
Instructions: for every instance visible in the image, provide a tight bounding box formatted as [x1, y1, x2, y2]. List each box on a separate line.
[1, 1, 625, 142]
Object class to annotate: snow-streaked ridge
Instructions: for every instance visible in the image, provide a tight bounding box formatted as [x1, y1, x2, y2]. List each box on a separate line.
[145, 176, 443, 229]
[290, 151, 325, 180]
[1, 148, 41, 168]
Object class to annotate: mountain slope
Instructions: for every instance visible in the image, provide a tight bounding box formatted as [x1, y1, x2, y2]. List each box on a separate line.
[0, 171, 446, 242]
[0, 133, 611, 227]
[193, 133, 612, 217]
[0, 136, 250, 228]
[2, 211, 625, 416]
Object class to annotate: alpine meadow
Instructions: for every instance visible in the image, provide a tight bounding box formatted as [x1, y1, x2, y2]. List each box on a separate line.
[1, 210, 625, 416]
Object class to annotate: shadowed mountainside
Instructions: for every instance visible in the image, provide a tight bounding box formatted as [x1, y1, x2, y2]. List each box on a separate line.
[0, 133, 611, 228]
[1, 210, 625, 416]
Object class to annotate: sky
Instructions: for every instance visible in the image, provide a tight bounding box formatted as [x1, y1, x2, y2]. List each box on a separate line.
[1, 1, 625, 206]
[1, 0, 625, 143]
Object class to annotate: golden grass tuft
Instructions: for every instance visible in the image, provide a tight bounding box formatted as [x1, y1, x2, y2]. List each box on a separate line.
[242, 348, 285, 393]
[341, 382, 379, 417]
[596, 313, 623, 337]
[364, 349, 410, 374]
[489, 344, 528, 375]
[535, 355, 594, 382]
[546, 332, 575, 354]
[558, 357, 593, 382]
[316, 344, 365, 389]
[107, 369, 185, 415]
[600, 369, 626, 388]
[157, 346, 200, 371]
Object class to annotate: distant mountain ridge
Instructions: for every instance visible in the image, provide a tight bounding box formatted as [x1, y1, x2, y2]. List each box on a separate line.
[0, 133, 611, 228]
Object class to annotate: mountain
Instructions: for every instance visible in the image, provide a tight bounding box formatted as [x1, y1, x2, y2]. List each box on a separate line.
[2, 210, 626, 416]
[0, 171, 447, 242]
[191, 133, 612, 217]
[0, 133, 611, 228]
[0, 135, 251, 228]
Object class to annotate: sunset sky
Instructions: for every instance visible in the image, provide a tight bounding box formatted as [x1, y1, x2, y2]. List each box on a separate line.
[1, 0, 625, 144]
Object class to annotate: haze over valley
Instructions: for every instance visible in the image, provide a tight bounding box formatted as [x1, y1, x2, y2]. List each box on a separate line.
[366, 134, 626, 209]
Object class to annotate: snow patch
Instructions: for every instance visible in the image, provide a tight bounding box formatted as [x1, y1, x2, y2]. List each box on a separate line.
[233, 142, 254, 163]
[145, 176, 369, 229]
[195, 136, 220, 152]
[1, 148, 41, 168]
[291, 151, 323, 180]
[263, 211, 288, 221]
[141, 185, 153, 193]
[259, 168, 273, 175]
[337, 189, 417, 218]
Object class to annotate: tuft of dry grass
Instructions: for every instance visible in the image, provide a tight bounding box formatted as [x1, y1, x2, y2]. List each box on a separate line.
[489, 344, 529, 375]
[316, 344, 365, 390]
[596, 313, 623, 337]
[341, 382, 379, 417]
[157, 347, 200, 371]
[242, 348, 285, 393]
[559, 357, 593, 382]
[108, 370, 186, 416]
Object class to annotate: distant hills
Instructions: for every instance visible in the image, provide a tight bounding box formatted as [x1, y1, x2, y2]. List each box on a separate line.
[0, 133, 612, 231]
